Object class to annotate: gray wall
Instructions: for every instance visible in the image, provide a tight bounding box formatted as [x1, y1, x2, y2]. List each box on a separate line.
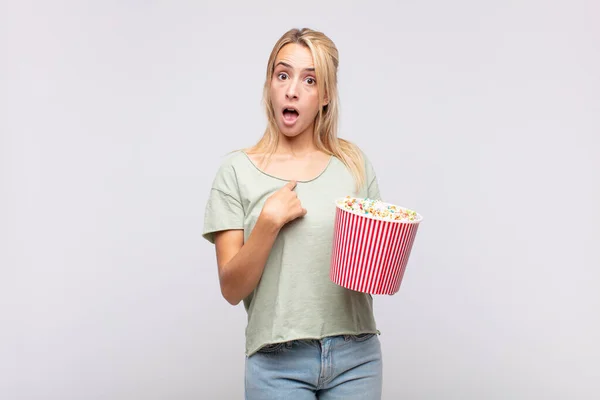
[2, 1, 599, 399]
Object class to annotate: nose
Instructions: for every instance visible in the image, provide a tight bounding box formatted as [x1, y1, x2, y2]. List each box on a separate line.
[285, 78, 299, 100]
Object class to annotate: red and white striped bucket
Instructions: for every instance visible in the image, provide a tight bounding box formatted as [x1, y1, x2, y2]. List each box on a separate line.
[330, 198, 423, 295]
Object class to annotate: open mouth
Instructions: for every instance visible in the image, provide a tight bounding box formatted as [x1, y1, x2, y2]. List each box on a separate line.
[282, 107, 299, 124]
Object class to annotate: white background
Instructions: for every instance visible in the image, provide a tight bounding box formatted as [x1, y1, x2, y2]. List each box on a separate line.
[2, 1, 599, 399]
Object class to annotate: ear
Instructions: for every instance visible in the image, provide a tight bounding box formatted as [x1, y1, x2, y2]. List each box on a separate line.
[322, 93, 329, 107]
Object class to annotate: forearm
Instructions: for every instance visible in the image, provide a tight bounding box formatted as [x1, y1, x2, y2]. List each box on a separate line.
[219, 214, 280, 305]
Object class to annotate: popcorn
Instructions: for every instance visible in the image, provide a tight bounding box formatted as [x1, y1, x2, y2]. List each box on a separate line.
[336, 196, 420, 222]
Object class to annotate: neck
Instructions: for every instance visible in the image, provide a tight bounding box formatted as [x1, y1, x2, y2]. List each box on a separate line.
[276, 123, 320, 157]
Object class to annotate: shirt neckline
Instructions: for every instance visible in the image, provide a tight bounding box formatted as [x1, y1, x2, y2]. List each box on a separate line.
[241, 150, 335, 183]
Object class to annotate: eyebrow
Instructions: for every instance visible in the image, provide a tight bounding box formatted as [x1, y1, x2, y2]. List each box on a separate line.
[275, 61, 315, 72]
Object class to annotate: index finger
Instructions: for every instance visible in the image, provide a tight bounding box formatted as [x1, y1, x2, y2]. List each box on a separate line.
[284, 180, 297, 190]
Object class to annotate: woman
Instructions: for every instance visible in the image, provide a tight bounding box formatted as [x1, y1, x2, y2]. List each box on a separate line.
[203, 27, 383, 399]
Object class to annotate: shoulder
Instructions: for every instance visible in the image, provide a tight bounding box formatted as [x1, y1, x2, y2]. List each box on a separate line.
[358, 149, 378, 188]
[210, 150, 249, 192]
[215, 150, 248, 170]
[357, 147, 375, 167]
[350, 146, 381, 199]
[340, 139, 377, 176]
[337, 138, 374, 164]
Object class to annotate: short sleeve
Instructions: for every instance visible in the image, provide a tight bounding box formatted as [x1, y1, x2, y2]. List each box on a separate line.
[202, 162, 245, 244]
[364, 153, 382, 201]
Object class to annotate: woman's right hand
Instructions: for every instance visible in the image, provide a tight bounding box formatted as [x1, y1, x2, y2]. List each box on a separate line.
[260, 181, 307, 229]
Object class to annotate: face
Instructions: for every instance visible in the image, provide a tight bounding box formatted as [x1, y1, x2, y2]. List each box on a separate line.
[269, 43, 328, 139]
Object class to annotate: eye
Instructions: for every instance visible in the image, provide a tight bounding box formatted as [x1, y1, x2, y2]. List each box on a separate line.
[305, 77, 316, 85]
[277, 72, 289, 80]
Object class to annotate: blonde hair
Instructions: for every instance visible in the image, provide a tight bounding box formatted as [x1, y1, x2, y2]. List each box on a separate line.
[246, 27, 366, 191]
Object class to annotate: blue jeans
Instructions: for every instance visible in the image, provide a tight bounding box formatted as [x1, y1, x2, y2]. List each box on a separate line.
[245, 334, 382, 399]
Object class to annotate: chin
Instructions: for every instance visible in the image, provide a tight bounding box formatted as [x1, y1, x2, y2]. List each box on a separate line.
[280, 129, 304, 138]
[276, 123, 306, 138]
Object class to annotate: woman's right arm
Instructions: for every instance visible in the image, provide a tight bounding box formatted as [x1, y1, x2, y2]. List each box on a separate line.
[213, 181, 306, 305]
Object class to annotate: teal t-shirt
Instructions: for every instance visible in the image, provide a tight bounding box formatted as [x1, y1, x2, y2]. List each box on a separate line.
[203, 150, 382, 356]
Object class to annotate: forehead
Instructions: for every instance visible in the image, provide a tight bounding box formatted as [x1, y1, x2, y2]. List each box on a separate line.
[274, 43, 315, 69]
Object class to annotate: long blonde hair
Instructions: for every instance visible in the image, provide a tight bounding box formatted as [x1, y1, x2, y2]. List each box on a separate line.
[246, 27, 366, 191]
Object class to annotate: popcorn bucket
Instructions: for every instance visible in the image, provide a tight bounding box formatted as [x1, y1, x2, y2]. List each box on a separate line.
[330, 197, 423, 295]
